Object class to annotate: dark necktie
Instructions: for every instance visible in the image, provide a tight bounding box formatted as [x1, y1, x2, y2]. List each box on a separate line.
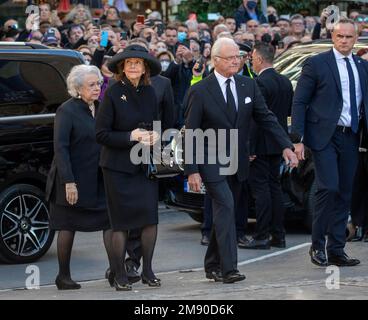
[343, 57, 359, 133]
[226, 78, 237, 124]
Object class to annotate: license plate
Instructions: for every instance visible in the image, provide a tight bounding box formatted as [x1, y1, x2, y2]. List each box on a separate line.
[184, 179, 206, 194]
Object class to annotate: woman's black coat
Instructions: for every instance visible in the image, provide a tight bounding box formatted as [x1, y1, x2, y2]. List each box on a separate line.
[45, 98, 102, 208]
[95, 79, 159, 173]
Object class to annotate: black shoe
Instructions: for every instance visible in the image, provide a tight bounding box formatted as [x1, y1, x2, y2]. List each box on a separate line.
[222, 272, 246, 284]
[328, 253, 360, 267]
[141, 274, 161, 287]
[363, 231, 368, 242]
[351, 227, 364, 242]
[309, 247, 328, 267]
[205, 270, 223, 282]
[270, 237, 286, 248]
[238, 237, 270, 249]
[126, 263, 141, 284]
[237, 235, 248, 246]
[55, 275, 81, 290]
[105, 268, 115, 287]
[201, 234, 210, 246]
[113, 278, 132, 291]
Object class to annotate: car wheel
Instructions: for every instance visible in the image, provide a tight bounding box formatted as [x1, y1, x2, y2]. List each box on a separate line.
[188, 211, 203, 223]
[0, 184, 54, 264]
[304, 180, 317, 233]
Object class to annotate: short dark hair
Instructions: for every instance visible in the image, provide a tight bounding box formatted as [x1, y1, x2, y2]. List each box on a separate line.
[253, 42, 275, 63]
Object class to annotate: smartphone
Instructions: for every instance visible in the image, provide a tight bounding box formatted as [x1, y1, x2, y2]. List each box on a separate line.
[194, 57, 205, 73]
[156, 24, 165, 36]
[120, 31, 128, 40]
[100, 30, 108, 47]
[136, 15, 145, 24]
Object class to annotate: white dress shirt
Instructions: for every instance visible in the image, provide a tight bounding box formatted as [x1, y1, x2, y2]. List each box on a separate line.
[214, 70, 239, 111]
[333, 48, 362, 127]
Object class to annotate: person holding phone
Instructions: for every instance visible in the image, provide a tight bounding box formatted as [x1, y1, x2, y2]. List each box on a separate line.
[96, 45, 162, 291]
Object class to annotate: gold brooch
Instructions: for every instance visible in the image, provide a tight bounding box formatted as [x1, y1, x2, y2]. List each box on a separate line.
[121, 94, 127, 102]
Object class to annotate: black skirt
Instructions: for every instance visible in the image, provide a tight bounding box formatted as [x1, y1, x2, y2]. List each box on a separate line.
[49, 177, 110, 232]
[102, 168, 158, 231]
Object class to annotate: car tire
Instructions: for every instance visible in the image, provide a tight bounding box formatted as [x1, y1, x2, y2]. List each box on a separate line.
[0, 184, 54, 264]
[304, 180, 317, 233]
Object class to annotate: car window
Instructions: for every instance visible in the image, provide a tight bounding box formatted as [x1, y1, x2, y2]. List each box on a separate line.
[0, 60, 69, 117]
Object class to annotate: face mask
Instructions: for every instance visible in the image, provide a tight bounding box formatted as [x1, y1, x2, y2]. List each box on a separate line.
[247, 1, 257, 10]
[145, 36, 152, 43]
[85, 60, 90, 65]
[178, 31, 187, 43]
[160, 60, 170, 72]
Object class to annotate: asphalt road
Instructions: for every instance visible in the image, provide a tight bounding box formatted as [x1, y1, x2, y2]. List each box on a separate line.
[0, 205, 311, 291]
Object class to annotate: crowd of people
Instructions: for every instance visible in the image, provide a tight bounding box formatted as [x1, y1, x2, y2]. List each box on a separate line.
[1, 0, 368, 290]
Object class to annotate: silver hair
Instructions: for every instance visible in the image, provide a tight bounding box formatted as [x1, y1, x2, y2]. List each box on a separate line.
[214, 24, 229, 35]
[211, 38, 238, 64]
[331, 17, 359, 33]
[65, 3, 92, 22]
[66, 64, 103, 98]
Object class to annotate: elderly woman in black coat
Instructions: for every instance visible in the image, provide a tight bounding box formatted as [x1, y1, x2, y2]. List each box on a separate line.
[46, 65, 113, 290]
[96, 45, 162, 291]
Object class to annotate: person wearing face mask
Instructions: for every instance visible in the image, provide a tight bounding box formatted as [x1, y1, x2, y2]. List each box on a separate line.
[234, 0, 267, 29]
[157, 51, 174, 72]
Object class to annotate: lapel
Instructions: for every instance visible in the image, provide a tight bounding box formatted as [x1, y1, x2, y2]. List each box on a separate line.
[325, 49, 342, 96]
[205, 73, 234, 125]
[234, 75, 248, 128]
[353, 54, 367, 102]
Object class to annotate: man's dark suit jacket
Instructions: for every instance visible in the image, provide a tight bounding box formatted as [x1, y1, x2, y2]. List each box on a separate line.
[292, 49, 368, 151]
[250, 68, 293, 155]
[184, 72, 293, 183]
[150, 75, 176, 130]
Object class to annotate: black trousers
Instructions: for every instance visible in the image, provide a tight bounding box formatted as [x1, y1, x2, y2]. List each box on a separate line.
[248, 154, 285, 240]
[202, 183, 249, 239]
[204, 175, 241, 276]
[351, 152, 368, 230]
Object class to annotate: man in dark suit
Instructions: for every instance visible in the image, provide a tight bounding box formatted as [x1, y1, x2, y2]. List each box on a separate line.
[185, 38, 298, 283]
[292, 18, 368, 267]
[242, 42, 293, 250]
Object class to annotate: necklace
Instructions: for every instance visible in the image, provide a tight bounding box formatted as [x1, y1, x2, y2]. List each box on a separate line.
[88, 103, 95, 118]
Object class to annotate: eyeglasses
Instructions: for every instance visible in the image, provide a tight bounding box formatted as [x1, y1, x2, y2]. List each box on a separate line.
[216, 55, 242, 62]
[355, 16, 368, 23]
[86, 81, 103, 89]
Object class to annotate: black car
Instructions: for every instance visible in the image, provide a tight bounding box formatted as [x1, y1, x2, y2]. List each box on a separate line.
[0, 42, 83, 263]
[164, 39, 368, 232]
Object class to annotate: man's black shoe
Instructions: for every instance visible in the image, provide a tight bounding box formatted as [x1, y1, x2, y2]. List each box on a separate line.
[309, 247, 328, 267]
[351, 227, 364, 242]
[237, 235, 248, 246]
[270, 237, 286, 248]
[238, 237, 270, 249]
[201, 234, 210, 246]
[126, 263, 141, 284]
[222, 272, 246, 284]
[205, 270, 223, 282]
[328, 252, 360, 267]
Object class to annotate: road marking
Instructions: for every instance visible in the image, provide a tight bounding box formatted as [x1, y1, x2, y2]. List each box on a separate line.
[0, 242, 311, 292]
[160, 242, 311, 274]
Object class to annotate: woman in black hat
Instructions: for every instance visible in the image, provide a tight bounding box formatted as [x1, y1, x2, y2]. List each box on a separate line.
[96, 45, 162, 291]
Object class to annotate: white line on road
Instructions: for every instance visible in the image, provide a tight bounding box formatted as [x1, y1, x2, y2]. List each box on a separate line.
[0, 242, 311, 292]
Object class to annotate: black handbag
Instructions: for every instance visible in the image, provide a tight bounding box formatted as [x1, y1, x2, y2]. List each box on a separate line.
[143, 127, 184, 179]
